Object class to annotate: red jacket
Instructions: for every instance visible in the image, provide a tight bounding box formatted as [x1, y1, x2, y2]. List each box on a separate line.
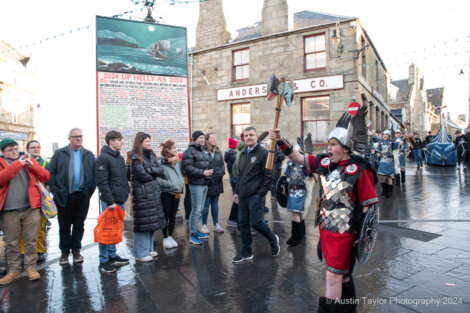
[0, 157, 50, 210]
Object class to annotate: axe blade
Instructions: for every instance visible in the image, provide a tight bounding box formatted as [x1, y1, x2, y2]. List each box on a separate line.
[267, 74, 281, 100]
[282, 81, 294, 107]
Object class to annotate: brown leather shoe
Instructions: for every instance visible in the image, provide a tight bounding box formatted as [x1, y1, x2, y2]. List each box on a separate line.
[72, 251, 84, 263]
[59, 253, 69, 265]
[27, 270, 40, 281]
[0, 272, 21, 285]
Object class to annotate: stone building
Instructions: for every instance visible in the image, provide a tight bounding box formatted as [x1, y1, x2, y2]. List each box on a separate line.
[189, 0, 392, 150]
[0, 40, 36, 150]
[390, 64, 446, 136]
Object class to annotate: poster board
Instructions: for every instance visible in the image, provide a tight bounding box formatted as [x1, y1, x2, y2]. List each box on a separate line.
[96, 16, 190, 155]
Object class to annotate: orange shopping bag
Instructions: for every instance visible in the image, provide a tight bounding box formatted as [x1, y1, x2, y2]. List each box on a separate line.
[94, 206, 125, 245]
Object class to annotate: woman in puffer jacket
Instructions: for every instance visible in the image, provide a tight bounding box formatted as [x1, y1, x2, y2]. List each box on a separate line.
[127, 132, 166, 262]
[157, 140, 184, 249]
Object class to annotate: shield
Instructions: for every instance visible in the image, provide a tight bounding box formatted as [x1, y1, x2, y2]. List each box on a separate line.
[276, 176, 289, 208]
[356, 204, 379, 265]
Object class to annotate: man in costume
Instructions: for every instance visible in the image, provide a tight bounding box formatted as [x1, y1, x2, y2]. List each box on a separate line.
[376, 130, 395, 198]
[269, 107, 378, 312]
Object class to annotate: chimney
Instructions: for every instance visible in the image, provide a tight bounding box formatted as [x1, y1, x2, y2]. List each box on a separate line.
[261, 0, 288, 36]
[408, 64, 418, 85]
[195, 0, 231, 51]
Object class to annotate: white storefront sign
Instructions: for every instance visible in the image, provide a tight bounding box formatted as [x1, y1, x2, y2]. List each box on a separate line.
[294, 75, 343, 93]
[217, 84, 267, 101]
[217, 75, 344, 101]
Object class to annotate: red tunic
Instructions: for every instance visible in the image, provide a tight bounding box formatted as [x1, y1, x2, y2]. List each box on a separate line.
[307, 154, 378, 274]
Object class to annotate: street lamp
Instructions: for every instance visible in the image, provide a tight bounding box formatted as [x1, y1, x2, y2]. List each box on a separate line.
[331, 21, 344, 54]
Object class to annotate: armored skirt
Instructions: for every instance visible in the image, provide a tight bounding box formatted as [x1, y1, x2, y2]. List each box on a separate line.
[377, 140, 395, 176]
[306, 154, 378, 275]
[285, 162, 307, 213]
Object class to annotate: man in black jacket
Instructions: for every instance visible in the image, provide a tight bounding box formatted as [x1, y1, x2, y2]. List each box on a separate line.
[182, 131, 213, 245]
[95, 131, 130, 273]
[49, 128, 96, 265]
[232, 127, 280, 263]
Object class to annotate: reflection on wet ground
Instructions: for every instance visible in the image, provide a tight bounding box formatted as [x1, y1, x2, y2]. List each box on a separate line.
[0, 164, 469, 312]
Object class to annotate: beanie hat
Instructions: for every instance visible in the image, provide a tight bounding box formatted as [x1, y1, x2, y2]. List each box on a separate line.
[228, 138, 238, 149]
[192, 130, 204, 142]
[0, 138, 19, 151]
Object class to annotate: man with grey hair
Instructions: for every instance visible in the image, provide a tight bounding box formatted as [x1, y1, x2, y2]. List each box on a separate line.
[49, 128, 96, 265]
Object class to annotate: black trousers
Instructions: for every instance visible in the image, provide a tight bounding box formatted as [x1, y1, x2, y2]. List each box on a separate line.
[184, 183, 191, 219]
[57, 192, 90, 253]
[228, 181, 238, 222]
[457, 149, 465, 165]
[161, 192, 180, 237]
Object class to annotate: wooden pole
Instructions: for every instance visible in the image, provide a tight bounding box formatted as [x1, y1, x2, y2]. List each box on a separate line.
[266, 93, 284, 170]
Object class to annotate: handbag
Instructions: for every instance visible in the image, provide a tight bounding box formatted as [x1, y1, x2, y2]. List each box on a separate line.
[36, 181, 58, 218]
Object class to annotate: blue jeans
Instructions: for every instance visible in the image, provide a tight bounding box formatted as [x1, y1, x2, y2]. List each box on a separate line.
[189, 185, 208, 235]
[98, 201, 125, 263]
[133, 231, 155, 258]
[413, 149, 423, 167]
[202, 194, 220, 225]
[238, 194, 276, 255]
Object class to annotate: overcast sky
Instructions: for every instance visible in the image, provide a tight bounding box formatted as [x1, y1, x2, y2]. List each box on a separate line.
[0, 0, 468, 156]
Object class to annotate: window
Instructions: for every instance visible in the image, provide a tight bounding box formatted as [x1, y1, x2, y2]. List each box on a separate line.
[231, 103, 250, 139]
[376, 106, 380, 130]
[381, 111, 385, 131]
[361, 36, 366, 77]
[302, 96, 330, 143]
[375, 60, 379, 90]
[304, 34, 326, 71]
[369, 102, 374, 126]
[232, 49, 249, 81]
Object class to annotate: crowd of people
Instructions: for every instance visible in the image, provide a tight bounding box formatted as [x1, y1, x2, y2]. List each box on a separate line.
[1, 120, 469, 312]
[0, 126, 284, 283]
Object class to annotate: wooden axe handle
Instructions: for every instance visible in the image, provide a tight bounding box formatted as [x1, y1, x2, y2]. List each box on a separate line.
[266, 94, 283, 170]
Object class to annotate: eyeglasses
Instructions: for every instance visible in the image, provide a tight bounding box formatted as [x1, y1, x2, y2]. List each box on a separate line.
[70, 136, 83, 139]
[4, 147, 19, 153]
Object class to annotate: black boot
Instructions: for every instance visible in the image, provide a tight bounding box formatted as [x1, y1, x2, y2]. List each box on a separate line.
[385, 183, 393, 198]
[300, 220, 306, 236]
[401, 172, 406, 183]
[318, 296, 343, 313]
[380, 183, 386, 197]
[395, 174, 400, 186]
[287, 221, 303, 246]
[341, 277, 357, 313]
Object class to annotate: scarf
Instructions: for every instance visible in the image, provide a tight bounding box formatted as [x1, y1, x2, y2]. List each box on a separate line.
[67, 145, 85, 194]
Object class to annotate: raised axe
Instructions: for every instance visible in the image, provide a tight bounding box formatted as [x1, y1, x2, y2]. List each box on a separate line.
[265, 74, 294, 170]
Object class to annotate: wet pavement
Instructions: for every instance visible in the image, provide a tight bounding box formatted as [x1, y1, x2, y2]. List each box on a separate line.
[1, 164, 470, 312]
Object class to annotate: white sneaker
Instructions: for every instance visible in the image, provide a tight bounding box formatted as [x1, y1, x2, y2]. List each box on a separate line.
[163, 238, 170, 249]
[135, 255, 153, 262]
[201, 224, 210, 234]
[149, 251, 158, 257]
[213, 224, 224, 233]
[168, 236, 178, 248]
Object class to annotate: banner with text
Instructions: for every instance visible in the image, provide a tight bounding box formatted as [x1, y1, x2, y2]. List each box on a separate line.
[97, 72, 190, 155]
[96, 16, 190, 155]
